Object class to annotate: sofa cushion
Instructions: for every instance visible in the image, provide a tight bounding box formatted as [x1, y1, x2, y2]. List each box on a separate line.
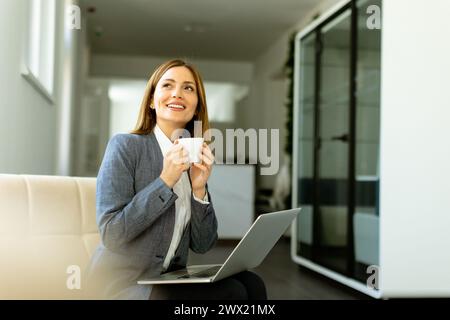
[0, 174, 99, 299]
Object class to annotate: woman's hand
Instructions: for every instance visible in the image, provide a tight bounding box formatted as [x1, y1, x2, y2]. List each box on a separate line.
[160, 141, 190, 189]
[190, 143, 214, 198]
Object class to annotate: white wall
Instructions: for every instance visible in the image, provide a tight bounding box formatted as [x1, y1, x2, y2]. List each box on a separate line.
[0, 0, 57, 174]
[246, 0, 340, 190]
[0, 0, 82, 176]
[74, 78, 111, 177]
[380, 0, 450, 297]
[108, 79, 146, 137]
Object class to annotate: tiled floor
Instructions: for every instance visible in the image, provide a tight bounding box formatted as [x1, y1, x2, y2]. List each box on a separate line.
[189, 237, 372, 300]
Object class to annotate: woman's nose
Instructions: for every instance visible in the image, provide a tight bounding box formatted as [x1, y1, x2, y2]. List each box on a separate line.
[172, 87, 183, 98]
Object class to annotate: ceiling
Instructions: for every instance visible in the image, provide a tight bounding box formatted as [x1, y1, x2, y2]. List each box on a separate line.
[81, 0, 323, 61]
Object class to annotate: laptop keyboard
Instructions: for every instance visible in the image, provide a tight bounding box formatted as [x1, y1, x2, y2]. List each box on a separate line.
[177, 265, 222, 279]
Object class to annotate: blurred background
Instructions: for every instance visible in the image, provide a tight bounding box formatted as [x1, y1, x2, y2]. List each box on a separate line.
[1, 0, 339, 242]
[1, 0, 449, 300]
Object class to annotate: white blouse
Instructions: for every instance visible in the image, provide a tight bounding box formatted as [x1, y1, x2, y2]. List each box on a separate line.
[153, 124, 209, 271]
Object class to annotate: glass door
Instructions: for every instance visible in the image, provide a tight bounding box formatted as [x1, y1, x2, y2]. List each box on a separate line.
[352, 0, 381, 283]
[314, 8, 352, 275]
[296, 8, 353, 275]
[295, 0, 382, 284]
[296, 31, 316, 261]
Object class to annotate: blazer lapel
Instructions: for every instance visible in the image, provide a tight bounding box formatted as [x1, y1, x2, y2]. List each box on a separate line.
[149, 131, 164, 175]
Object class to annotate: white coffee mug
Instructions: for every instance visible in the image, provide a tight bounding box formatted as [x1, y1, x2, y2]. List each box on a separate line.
[178, 138, 204, 163]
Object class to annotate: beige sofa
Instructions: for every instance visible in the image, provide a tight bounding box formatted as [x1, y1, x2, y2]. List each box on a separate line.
[0, 174, 100, 299]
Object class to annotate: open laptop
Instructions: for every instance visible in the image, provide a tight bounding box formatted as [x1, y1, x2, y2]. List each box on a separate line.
[137, 208, 300, 285]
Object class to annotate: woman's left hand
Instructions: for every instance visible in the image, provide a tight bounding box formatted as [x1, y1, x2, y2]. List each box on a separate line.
[190, 143, 214, 198]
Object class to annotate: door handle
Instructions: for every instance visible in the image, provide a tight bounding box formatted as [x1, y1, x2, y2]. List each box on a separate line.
[331, 133, 349, 143]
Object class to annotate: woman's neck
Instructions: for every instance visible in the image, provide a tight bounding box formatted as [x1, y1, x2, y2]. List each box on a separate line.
[156, 120, 183, 142]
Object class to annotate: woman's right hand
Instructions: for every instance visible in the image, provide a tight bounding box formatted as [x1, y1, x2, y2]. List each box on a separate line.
[159, 140, 190, 189]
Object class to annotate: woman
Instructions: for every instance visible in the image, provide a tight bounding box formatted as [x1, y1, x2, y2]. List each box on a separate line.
[86, 59, 267, 300]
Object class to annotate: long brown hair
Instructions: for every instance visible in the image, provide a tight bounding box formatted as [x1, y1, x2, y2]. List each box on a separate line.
[130, 59, 210, 138]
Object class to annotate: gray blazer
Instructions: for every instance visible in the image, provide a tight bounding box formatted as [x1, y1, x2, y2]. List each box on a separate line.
[86, 132, 218, 300]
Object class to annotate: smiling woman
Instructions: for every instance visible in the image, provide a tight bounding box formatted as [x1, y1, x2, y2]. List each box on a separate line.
[85, 59, 267, 300]
[151, 67, 199, 134]
[130, 59, 210, 139]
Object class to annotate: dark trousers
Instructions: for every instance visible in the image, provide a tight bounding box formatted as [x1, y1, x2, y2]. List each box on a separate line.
[149, 271, 267, 300]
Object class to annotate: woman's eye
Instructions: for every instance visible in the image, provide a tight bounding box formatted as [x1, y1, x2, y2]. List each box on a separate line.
[162, 83, 171, 88]
[185, 86, 195, 91]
